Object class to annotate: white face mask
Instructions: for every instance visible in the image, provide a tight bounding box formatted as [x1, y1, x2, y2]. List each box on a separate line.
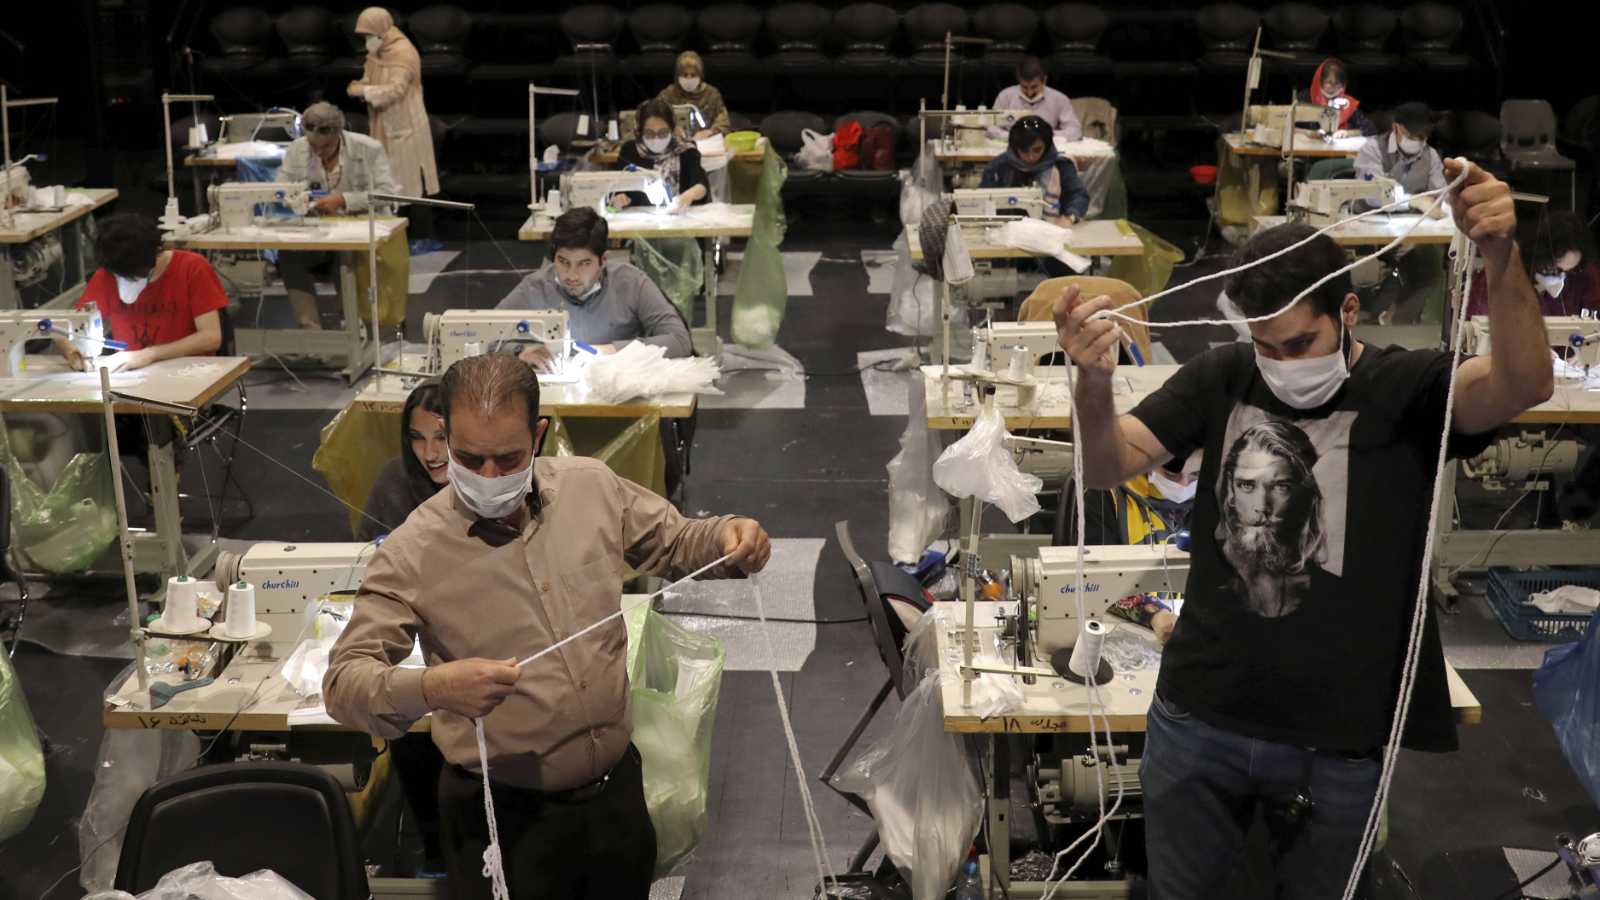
[365, 35, 383, 52]
[448, 454, 533, 520]
[555, 268, 602, 303]
[1398, 135, 1425, 155]
[1536, 271, 1567, 297]
[115, 275, 148, 304]
[1149, 470, 1197, 504]
[643, 135, 672, 155]
[678, 76, 701, 93]
[1255, 322, 1351, 410]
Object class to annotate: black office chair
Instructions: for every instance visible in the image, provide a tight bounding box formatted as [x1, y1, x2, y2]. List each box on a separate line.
[624, 5, 694, 86]
[824, 521, 933, 873]
[115, 762, 369, 899]
[183, 308, 252, 522]
[0, 467, 27, 657]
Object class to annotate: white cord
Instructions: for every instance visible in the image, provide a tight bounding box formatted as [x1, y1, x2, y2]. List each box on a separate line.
[475, 718, 512, 900]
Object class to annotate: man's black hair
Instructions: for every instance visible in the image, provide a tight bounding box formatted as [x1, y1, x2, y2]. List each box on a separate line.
[1223, 223, 1351, 321]
[549, 207, 609, 257]
[1392, 102, 1434, 136]
[1016, 56, 1045, 82]
[95, 213, 163, 279]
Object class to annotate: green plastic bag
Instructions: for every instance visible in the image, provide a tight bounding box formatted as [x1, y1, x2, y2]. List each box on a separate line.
[632, 238, 705, 321]
[730, 150, 790, 348]
[0, 648, 46, 842]
[624, 603, 725, 876]
[0, 416, 119, 574]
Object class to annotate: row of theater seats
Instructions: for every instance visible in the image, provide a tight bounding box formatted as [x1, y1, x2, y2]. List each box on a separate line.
[197, 2, 1489, 118]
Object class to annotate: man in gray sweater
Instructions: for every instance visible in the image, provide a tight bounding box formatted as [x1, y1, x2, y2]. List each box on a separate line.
[497, 207, 692, 369]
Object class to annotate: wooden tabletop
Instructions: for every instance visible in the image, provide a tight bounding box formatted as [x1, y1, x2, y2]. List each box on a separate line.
[519, 203, 755, 242]
[1224, 132, 1368, 158]
[934, 602, 1482, 733]
[907, 218, 1145, 261]
[0, 188, 119, 244]
[353, 372, 697, 419]
[1252, 213, 1457, 247]
[168, 216, 407, 252]
[0, 356, 251, 414]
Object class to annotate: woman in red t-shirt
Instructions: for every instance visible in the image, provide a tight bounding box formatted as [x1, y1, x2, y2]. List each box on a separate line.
[59, 214, 227, 371]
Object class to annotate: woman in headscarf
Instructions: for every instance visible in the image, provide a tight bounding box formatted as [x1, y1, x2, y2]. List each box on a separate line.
[610, 98, 709, 211]
[358, 380, 447, 543]
[1298, 58, 1375, 137]
[981, 115, 1090, 226]
[654, 51, 730, 139]
[349, 7, 441, 251]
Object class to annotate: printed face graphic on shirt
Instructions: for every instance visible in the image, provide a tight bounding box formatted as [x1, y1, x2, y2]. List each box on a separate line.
[1215, 407, 1354, 618]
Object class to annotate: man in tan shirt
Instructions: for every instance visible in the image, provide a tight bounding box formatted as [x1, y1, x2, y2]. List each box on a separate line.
[324, 353, 770, 900]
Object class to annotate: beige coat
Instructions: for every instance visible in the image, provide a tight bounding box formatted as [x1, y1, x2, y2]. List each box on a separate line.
[354, 9, 439, 197]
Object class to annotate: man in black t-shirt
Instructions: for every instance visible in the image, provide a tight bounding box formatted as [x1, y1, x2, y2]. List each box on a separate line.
[1053, 161, 1553, 899]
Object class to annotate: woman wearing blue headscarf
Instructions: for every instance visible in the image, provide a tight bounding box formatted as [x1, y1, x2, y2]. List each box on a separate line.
[980, 114, 1090, 227]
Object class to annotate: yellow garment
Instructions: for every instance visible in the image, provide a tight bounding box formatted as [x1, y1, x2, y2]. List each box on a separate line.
[1106, 222, 1185, 303]
[1118, 475, 1176, 545]
[1215, 138, 1280, 226]
[345, 229, 410, 327]
[356, 9, 438, 197]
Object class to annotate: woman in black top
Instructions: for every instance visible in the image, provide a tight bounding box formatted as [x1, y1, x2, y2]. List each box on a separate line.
[358, 380, 447, 542]
[611, 98, 710, 212]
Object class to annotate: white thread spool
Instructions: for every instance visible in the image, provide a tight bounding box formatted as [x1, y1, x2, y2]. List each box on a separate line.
[225, 581, 257, 639]
[1007, 344, 1030, 380]
[158, 576, 201, 632]
[1068, 618, 1109, 680]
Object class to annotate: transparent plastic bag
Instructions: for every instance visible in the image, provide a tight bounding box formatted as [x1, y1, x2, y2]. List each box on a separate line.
[84, 860, 314, 900]
[887, 378, 948, 564]
[585, 342, 723, 405]
[886, 232, 938, 338]
[1, 415, 118, 574]
[932, 403, 1043, 523]
[0, 648, 45, 842]
[1533, 609, 1600, 807]
[730, 151, 789, 349]
[985, 218, 1090, 274]
[831, 676, 981, 900]
[78, 722, 200, 892]
[625, 603, 725, 876]
[632, 236, 705, 321]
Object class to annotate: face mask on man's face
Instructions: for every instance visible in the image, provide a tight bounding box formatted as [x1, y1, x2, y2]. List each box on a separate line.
[115, 275, 148, 305]
[1149, 470, 1197, 504]
[554, 268, 602, 303]
[1255, 319, 1352, 410]
[1536, 271, 1568, 298]
[1398, 135, 1425, 155]
[448, 454, 533, 520]
[365, 35, 383, 52]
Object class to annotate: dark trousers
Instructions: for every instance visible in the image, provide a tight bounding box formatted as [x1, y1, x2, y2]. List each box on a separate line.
[390, 733, 446, 866]
[1140, 692, 1380, 900]
[437, 744, 656, 900]
[276, 250, 337, 295]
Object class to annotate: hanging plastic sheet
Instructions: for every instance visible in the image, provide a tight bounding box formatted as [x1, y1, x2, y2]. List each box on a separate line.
[77, 702, 200, 892]
[0, 415, 118, 574]
[1533, 609, 1600, 807]
[1107, 222, 1186, 301]
[730, 150, 789, 349]
[886, 231, 938, 338]
[631, 237, 706, 321]
[0, 648, 45, 842]
[624, 603, 725, 876]
[887, 377, 949, 564]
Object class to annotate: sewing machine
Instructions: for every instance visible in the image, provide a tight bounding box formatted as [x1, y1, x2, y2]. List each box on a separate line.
[947, 108, 1021, 149]
[1289, 177, 1401, 227]
[0, 309, 106, 376]
[205, 181, 313, 229]
[1556, 832, 1600, 898]
[1009, 544, 1189, 664]
[953, 186, 1046, 219]
[423, 309, 571, 373]
[980, 321, 1063, 372]
[1246, 103, 1341, 148]
[213, 542, 372, 639]
[1466, 314, 1600, 367]
[560, 169, 671, 212]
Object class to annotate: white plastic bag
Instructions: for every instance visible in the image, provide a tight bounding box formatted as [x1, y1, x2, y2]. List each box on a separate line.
[831, 676, 982, 900]
[986, 218, 1091, 273]
[886, 232, 938, 338]
[84, 860, 315, 900]
[887, 378, 949, 564]
[898, 153, 941, 228]
[932, 403, 1043, 523]
[942, 223, 976, 286]
[585, 342, 724, 405]
[797, 129, 834, 172]
[0, 649, 45, 842]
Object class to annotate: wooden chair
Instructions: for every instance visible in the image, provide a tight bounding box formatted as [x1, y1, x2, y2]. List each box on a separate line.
[1017, 275, 1152, 364]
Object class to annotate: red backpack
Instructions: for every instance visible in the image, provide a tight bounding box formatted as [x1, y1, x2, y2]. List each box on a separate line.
[859, 123, 895, 171]
[832, 120, 864, 171]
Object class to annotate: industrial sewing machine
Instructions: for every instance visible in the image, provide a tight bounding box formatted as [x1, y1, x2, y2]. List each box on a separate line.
[946, 108, 1021, 149]
[980, 320, 1062, 372]
[1466, 314, 1600, 368]
[559, 168, 671, 213]
[1245, 103, 1341, 148]
[953, 186, 1047, 219]
[423, 309, 572, 374]
[213, 542, 372, 640]
[1288, 177, 1401, 227]
[205, 181, 313, 229]
[0, 309, 108, 376]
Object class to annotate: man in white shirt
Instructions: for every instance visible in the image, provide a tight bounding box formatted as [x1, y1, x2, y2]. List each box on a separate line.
[992, 56, 1082, 142]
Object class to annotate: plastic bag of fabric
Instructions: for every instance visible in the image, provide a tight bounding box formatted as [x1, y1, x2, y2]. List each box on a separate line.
[585, 342, 723, 405]
[887, 377, 948, 564]
[831, 676, 982, 900]
[797, 129, 833, 173]
[898, 152, 941, 229]
[0, 649, 45, 842]
[932, 403, 1043, 523]
[84, 860, 314, 900]
[1, 415, 118, 574]
[632, 236, 705, 320]
[886, 232, 938, 338]
[625, 603, 725, 876]
[1532, 609, 1600, 807]
[730, 150, 789, 348]
[1107, 222, 1185, 302]
[78, 723, 200, 892]
[985, 218, 1090, 274]
[833, 120, 864, 171]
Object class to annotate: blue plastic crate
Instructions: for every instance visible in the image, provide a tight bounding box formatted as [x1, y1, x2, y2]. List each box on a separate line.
[1484, 568, 1599, 643]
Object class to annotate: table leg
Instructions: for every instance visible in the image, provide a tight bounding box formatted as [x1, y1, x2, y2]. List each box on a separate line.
[190, 166, 205, 217]
[337, 253, 371, 383]
[1431, 461, 1459, 604]
[692, 239, 721, 356]
[990, 734, 1012, 897]
[146, 416, 187, 577]
[0, 245, 17, 309]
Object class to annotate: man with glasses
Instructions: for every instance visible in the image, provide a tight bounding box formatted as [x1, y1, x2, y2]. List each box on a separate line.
[276, 101, 399, 330]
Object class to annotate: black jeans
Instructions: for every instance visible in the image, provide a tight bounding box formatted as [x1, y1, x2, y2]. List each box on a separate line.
[437, 744, 656, 900]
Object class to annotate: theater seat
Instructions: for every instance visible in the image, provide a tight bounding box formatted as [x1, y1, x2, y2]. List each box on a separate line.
[625, 5, 693, 85]
[698, 4, 770, 111]
[1043, 4, 1114, 81]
